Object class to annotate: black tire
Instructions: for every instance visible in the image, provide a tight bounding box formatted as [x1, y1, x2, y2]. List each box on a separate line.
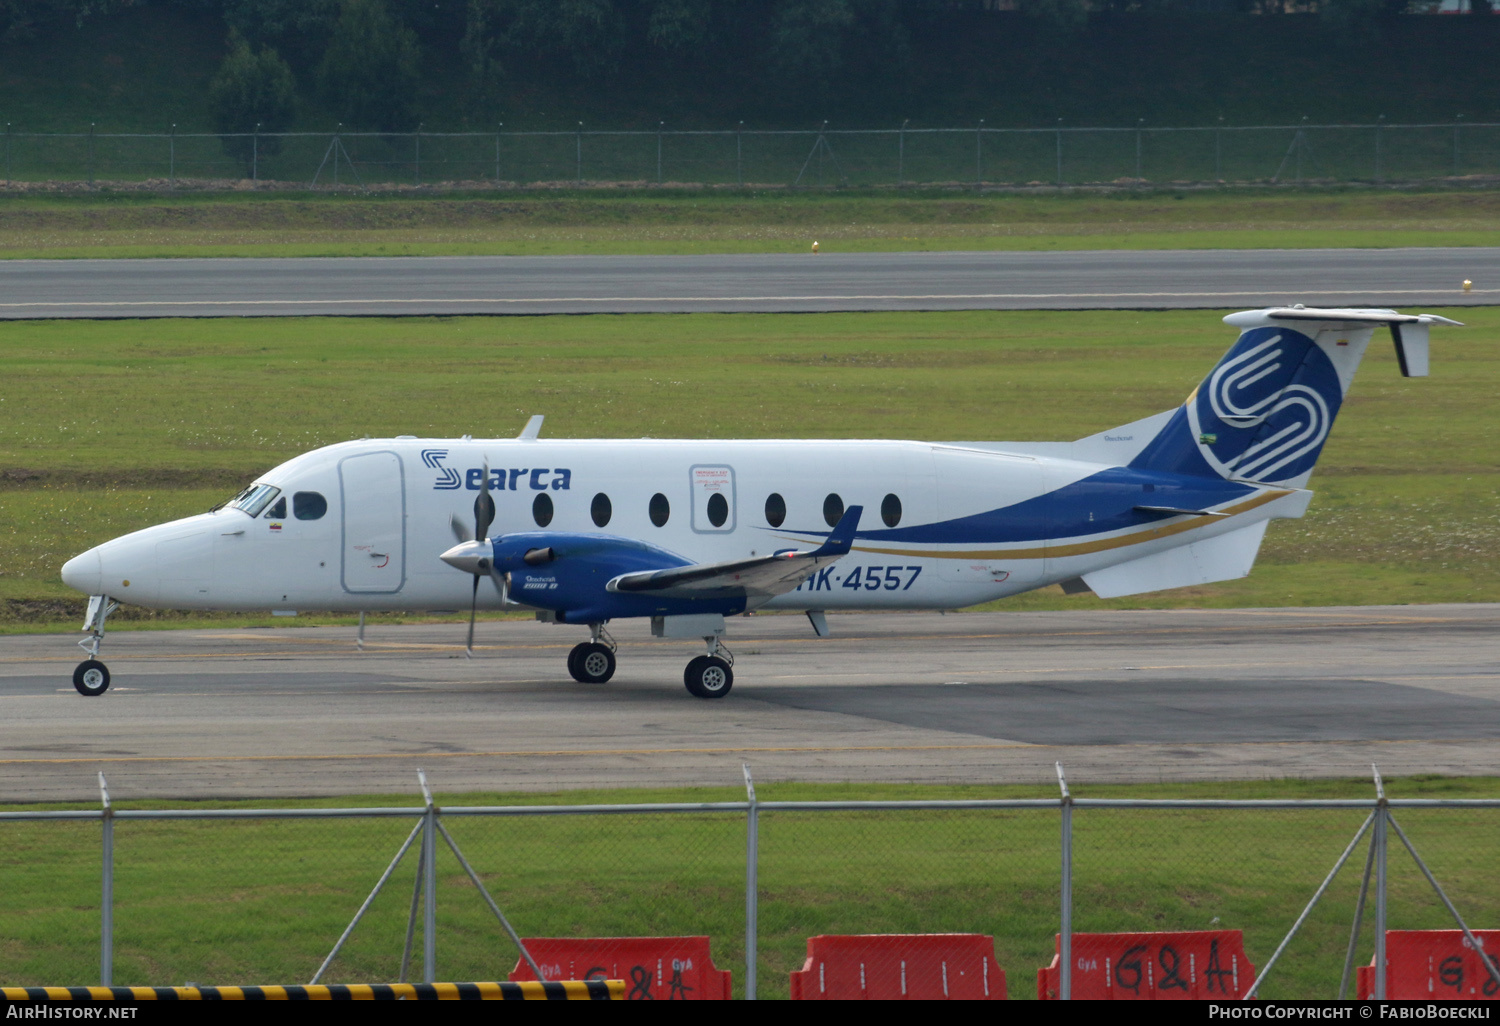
[572, 643, 616, 684]
[73, 660, 110, 697]
[684, 655, 733, 699]
[567, 643, 587, 682]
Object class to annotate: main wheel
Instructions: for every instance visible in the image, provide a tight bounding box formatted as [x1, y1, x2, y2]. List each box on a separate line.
[570, 642, 616, 684]
[73, 660, 110, 697]
[684, 656, 733, 699]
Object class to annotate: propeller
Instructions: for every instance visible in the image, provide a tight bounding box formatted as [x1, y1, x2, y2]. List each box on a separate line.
[448, 462, 506, 658]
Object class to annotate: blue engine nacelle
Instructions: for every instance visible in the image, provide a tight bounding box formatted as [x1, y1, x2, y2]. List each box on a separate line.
[489, 532, 746, 623]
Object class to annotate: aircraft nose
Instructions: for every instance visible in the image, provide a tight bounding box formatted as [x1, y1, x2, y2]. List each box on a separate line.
[61, 548, 103, 595]
[440, 541, 491, 576]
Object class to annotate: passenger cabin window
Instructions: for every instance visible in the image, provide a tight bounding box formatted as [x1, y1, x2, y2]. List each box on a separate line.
[649, 492, 670, 527]
[591, 492, 612, 528]
[229, 483, 280, 518]
[707, 492, 729, 528]
[263, 497, 287, 520]
[881, 493, 902, 528]
[293, 492, 327, 521]
[765, 492, 786, 528]
[823, 493, 844, 528]
[533, 493, 554, 527]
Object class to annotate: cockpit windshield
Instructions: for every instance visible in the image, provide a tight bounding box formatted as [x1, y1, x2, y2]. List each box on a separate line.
[226, 483, 282, 518]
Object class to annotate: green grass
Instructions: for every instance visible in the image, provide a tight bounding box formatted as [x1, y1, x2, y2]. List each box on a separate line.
[2, 778, 1496, 996]
[0, 189, 1496, 258]
[2, 307, 1496, 628]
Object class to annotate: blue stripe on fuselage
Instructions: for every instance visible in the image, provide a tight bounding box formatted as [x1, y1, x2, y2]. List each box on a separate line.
[779, 467, 1256, 546]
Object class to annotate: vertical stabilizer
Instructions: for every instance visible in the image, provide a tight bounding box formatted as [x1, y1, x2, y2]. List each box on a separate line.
[1126, 307, 1459, 489]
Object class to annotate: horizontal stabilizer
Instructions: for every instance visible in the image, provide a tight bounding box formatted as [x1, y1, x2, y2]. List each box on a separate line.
[1134, 505, 1230, 518]
[1081, 521, 1269, 599]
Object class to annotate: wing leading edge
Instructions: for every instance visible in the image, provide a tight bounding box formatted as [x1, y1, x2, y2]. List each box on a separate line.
[606, 506, 863, 606]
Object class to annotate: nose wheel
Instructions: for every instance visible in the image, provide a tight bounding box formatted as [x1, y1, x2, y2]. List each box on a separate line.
[72, 595, 118, 696]
[73, 660, 110, 697]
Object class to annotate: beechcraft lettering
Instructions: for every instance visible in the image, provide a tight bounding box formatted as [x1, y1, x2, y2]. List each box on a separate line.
[59, 306, 1462, 701]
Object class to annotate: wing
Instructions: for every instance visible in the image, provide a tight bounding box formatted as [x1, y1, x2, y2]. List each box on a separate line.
[605, 506, 863, 607]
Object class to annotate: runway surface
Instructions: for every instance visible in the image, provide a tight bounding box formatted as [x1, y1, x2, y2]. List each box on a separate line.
[0, 248, 1495, 318]
[2, 604, 1496, 801]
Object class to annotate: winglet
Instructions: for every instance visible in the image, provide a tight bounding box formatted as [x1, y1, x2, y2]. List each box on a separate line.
[517, 415, 544, 441]
[811, 506, 862, 557]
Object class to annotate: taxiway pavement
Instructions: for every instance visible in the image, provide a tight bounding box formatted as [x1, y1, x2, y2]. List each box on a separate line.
[2, 604, 1495, 801]
[0, 248, 1494, 318]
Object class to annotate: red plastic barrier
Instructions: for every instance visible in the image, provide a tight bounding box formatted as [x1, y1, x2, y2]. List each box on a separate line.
[1037, 930, 1255, 1000]
[1356, 931, 1500, 1000]
[788, 934, 1005, 1000]
[508, 937, 731, 1000]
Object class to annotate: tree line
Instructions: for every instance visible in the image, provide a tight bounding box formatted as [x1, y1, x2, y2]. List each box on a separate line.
[1, 0, 1491, 171]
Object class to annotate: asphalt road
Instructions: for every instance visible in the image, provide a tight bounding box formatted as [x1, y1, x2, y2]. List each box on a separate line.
[0, 248, 1495, 318]
[2, 604, 1496, 801]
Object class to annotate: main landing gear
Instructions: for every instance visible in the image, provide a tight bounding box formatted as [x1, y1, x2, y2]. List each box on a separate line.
[563, 623, 734, 698]
[684, 637, 734, 700]
[73, 595, 118, 697]
[567, 624, 618, 684]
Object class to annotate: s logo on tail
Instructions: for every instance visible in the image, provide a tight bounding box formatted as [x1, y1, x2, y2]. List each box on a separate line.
[1188, 326, 1341, 485]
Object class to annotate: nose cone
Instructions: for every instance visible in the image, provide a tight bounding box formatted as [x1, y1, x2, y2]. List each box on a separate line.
[440, 540, 491, 576]
[61, 548, 103, 595]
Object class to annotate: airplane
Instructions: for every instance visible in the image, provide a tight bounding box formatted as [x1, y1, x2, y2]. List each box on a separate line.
[59, 305, 1460, 700]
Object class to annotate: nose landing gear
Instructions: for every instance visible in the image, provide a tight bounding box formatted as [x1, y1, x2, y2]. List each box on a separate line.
[73, 595, 118, 697]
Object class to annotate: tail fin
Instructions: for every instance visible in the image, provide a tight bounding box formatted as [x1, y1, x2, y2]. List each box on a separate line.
[1127, 307, 1460, 488]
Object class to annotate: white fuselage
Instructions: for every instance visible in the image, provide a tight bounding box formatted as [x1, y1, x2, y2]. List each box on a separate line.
[61, 436, 1302, 615]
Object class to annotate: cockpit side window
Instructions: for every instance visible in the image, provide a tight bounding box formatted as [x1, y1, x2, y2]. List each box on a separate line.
[293, 492, 328, 521]
[229, 484, 281, 518]
[263, 497, 287, 519]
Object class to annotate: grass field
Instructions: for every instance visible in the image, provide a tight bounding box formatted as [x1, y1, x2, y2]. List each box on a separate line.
[0, 188, 1496, 258]
[2, 307, 1495, 629]
[3, 778, 1496, 996]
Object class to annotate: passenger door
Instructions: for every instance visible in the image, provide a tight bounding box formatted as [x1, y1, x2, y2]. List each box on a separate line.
[340, 451, 406, 594]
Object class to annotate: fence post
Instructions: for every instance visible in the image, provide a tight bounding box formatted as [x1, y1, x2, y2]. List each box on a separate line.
[737, 121, 744, 187]
[88, 123, 95, 188]
[495, 123, 502, 184]
[898, 118, 908, 187]
[169, 123, 175, 190]
[1135, 119, 1144, 184]
[1057, 763, 1072, 1000]
[419, 769, 437, 983]
[1454, 114, 1462, 176]
[1374, 764, 1387, 999]
[99, 773, 112, 987]
[415, 124, 421, 186]
[576, 122, 583, 185]
[1375, 115, 1384, 184]
[743, 764, 758, 1001]
[1216, 115, 1223, 180]
[976, 118, 984, 190]
[1055, 119, 1064, 187]
[5, 123, 9, 187]
[252, 122, 259, 183]
[657, 121, 664, 185]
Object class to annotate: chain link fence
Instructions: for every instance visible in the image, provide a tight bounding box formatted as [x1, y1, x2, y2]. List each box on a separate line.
[3, 772, 1498, 999]
[1, 122, 1496, 190]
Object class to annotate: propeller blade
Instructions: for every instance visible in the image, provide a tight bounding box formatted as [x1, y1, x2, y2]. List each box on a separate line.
[465, 574, 480, 658]
[449, 514, 473, 544]
[474, 460, 495, 541]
